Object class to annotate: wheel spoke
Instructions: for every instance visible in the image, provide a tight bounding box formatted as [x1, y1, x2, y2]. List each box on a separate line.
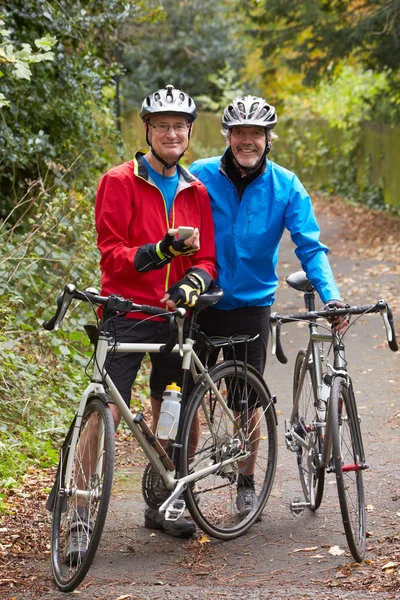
[51, 397, 114, 592]
[292, 351, 325, 510]
[180, 361, 277, 539]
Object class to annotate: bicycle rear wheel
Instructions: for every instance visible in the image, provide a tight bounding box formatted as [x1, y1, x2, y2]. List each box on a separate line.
[293, 350, 325, 510]
[51, 395, 115, 592]
[331, 377, 366, 562]
[180, 361, 277, 540]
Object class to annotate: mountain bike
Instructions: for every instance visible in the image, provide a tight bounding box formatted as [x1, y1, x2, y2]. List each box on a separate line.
[43, 283, 278, 591]
[270, 271, 398, 562]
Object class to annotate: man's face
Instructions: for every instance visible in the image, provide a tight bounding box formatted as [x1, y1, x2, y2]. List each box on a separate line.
[146, 114, 190, 163]
[228, 126, 267, 169]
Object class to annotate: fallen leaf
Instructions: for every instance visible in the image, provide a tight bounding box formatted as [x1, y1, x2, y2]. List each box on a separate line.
[336, 571, 351, 578]
[366, 504, 374, 512]
[116, 596, 133, 600]
[293, 546, 319, 553]
[329, 545, 346, 556]
[382, 561, 398, 571]
[199, 534, 211, 544]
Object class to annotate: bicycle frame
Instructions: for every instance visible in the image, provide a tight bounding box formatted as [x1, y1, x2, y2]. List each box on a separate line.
[64, 331, 250, 517]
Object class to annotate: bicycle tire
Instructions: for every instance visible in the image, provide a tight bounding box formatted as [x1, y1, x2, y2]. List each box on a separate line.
[51, 395, 115, 592]
[293, 350, 325, 510]
[331, 377, 366, 562]
[180, 361, 277, 540]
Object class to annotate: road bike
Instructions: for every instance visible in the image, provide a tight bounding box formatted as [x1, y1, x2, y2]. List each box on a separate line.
[43, 283, 278, 591]
[269, 271, 398, 562]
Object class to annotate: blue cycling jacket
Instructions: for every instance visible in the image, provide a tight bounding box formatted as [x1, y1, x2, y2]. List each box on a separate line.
[189, 152, 341, 310]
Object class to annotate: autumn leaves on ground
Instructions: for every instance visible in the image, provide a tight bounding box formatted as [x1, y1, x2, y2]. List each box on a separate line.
[1, 195, 399, 598]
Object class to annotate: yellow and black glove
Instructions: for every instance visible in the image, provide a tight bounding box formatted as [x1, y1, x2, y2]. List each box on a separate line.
[135, 232, 198, 272]
[167, 269, 211, 308]
[158, 232, 198, 259]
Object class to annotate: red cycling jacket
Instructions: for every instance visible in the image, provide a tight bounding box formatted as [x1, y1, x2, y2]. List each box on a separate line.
[95, 152, 216, 317]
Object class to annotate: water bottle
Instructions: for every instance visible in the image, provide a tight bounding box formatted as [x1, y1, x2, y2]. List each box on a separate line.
[318, 374, 332, 419]
[156, 383, 182, 440]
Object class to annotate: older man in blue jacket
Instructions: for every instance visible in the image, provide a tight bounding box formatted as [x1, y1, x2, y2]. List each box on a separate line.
[189, 94, 347, 518]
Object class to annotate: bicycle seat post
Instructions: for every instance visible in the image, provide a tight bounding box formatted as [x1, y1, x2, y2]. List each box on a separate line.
[304, 289, 315, 312]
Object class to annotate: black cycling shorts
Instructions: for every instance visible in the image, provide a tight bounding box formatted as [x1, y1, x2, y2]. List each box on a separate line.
[102, 317, 183, 406]
[197, 305, 271, 374]
[197, 306, 271, 411]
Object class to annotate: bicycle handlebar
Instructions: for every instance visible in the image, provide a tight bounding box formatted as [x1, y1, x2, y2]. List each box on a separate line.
[270, 299, 398, 364]
[42, 284, 187, 354]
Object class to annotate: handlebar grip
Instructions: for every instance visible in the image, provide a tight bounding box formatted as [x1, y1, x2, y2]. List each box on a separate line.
[387, 306, 399, 352]
[42, 314, 58, 331]
[350, 304, 378, 314]
[275, 321, 288, 364]
[42, 290, 65, 331]
[42, 284, 76, 331]
[141, 304, 170, 316]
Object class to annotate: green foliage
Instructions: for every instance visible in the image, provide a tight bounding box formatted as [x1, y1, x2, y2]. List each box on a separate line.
[0, 1, 145, 216]
[0, 19, 56, 107]
[313, 65, 389, 130]
[0, 173, 155, 497]
[246, 0, 400, 123]
[195, 63, 246, 111]
[0, 173, 101, 494]
[0, 0, 166, 503]
[0, 313, 90, 491]
[247, 0, 400, 78]
[121, 0, 245, 109]
[268, 60, 395, 210]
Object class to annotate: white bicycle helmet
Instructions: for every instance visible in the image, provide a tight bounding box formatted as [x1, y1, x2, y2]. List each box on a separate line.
[222, 95, 277, 129]
[140, 84, 197, 122]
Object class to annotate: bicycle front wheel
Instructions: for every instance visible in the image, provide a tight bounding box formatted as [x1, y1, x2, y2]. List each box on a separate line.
[51, 395, 115, 592]
[331, 377, 366, 562]
[180, 361, 277, 540]
[293, 350, 325, 510]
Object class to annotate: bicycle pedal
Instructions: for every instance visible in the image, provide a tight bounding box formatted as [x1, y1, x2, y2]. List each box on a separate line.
[164, 499, 186, 521]
[290, 497, 308, 517]
[284, 431, 299, 452]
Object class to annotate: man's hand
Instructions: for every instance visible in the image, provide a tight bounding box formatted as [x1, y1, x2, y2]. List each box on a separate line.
[158, 228, 200, 260]
[324, 300, 350, 333]
[162, 270, 206, 310]
[134, 228, 200, 272]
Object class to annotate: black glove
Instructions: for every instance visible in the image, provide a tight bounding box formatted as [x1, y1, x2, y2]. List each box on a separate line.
[167, 269, 209, 308]
[134, 232, 198, 272]
[324, 300, 350, 331]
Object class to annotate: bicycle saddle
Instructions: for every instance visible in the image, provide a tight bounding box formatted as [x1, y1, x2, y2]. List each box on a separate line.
[195, 285, 224, 312]
[286, 271, 314, 293]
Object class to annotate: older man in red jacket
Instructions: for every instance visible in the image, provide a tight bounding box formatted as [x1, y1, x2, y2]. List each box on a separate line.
[95, 85, 216, 538]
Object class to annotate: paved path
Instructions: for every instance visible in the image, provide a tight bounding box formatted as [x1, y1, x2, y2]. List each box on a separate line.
[14, 209, 400, 600]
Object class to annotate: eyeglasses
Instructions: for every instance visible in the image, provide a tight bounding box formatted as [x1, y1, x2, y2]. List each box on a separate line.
[148, 123, 190, 133]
